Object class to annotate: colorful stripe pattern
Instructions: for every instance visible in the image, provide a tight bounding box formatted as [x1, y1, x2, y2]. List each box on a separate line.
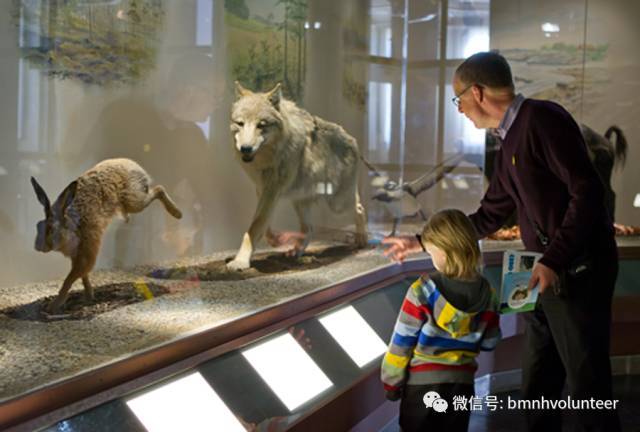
[381, 275, 501, 390]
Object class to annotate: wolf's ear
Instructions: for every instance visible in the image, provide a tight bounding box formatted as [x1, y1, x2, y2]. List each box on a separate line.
[266, 83, 282, 110]
[31, 177, 51, 216]
[235, 81, 250, 99]
[55, 180, 78, 215]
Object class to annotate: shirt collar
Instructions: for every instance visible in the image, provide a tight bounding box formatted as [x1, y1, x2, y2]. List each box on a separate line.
[494, 93, 525, 140]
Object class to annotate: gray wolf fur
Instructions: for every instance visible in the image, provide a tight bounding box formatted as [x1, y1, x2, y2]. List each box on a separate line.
[31, 158, 182, 313]
[227, 82, 367, 270]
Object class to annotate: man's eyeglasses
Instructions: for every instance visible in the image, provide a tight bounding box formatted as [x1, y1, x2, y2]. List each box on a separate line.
[451, 84, 474, 107]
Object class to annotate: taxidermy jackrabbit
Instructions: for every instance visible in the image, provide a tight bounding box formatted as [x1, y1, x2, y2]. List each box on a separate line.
[30, 158, 183, 314]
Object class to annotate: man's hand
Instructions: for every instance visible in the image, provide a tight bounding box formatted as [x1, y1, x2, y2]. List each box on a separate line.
[381, 235, 423, 263]
[528, 262, 559, 295]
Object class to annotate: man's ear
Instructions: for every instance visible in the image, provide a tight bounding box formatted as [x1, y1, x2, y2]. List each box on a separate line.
[471, 84, 484, 103]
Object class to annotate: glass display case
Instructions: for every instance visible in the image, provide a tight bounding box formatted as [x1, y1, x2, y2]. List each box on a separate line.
[0, 0, 491, 417]
[1, 0, 639, 430]
[37, 275, 413, 432]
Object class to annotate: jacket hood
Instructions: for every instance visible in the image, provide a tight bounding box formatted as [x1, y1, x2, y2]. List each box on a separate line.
[429, 274, 493, 338]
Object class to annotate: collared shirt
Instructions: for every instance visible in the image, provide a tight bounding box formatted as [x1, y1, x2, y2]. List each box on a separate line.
[494, 93, 525, 140]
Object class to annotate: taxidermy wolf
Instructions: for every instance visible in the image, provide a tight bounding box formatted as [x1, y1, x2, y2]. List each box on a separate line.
[31, 159, 182, 314]
[227, 82, 367, 270]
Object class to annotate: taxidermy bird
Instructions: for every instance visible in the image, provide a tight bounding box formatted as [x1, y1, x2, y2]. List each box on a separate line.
[370, 152, 464, 236]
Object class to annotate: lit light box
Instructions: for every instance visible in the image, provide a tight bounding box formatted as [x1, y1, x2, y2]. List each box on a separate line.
[126, 372, 246, 432]
[319, 305, 387, 367]
[242, 333, 333, 411]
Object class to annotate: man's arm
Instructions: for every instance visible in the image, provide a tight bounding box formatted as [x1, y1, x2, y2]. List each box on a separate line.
[468, 152, 517, 239]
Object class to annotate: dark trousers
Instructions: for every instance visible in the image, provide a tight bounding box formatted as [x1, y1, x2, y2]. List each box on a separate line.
[522, 248, 621, 432]
[399, 382, 474, 432]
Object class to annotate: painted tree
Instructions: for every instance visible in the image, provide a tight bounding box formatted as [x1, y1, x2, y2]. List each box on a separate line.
[276, 0, 307, 101]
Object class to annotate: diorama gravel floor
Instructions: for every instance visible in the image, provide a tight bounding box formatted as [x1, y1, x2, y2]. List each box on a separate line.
[1, 229, 637, 404]
[0, 242, 392, 403]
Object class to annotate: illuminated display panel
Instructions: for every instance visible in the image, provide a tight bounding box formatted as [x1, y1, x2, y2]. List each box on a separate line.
[242, 333, 333, 411]
[126, 372, 246, 432]
[318, 305, 387, 367]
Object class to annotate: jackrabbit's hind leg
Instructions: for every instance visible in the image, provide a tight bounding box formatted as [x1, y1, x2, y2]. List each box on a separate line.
[148, 185, 183, 219]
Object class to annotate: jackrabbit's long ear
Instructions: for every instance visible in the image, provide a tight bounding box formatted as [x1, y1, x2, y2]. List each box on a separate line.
[55, 180, 78, 214]
[266, 83, 282, 110]
[234, 81, 250, 99]
[30, 177, 51, 216]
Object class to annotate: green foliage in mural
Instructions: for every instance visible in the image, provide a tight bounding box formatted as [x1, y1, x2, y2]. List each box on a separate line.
[226, 0, 307, 102]
[225, 0, 249, 20]
[538, 42, 609, 63]
[12, 0, 165, 86]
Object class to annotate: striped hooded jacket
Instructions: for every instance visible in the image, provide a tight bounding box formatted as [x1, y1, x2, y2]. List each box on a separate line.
[381, 273, 501, 390]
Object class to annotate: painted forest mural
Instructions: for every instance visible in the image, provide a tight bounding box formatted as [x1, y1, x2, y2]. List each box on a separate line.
[11, 0, 165, 86]
[225, 0, 308, 102]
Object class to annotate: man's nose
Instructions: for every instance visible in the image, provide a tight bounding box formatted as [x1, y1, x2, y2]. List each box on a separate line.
[457, 104, 463, 114]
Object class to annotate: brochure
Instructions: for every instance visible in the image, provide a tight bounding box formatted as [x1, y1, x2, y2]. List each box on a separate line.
[500, 250, 542, 314]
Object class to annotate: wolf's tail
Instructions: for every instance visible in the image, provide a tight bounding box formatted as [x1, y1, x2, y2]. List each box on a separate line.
[604, 125, 627, 168]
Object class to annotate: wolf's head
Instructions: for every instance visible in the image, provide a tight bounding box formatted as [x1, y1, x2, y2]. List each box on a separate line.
[231, 82, 284, 163]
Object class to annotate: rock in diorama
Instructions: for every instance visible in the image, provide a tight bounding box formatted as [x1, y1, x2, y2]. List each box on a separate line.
[227, 82, 368, 270]
[31, 158, 183, 314]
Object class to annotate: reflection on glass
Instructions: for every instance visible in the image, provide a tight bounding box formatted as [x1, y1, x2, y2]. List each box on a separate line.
[368, 81, 393, 161]
[447, 0, 490, 59]
[126, 372, 246, 432]
[196, 0, 213, 46]
[318, 305, 387, 367]
[444, 82, 485, 155]
[242, 333, 333, 411]
[370, 1, 392, 57]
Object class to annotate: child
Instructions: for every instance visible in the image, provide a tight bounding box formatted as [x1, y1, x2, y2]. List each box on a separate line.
[381, 209, 501, 432]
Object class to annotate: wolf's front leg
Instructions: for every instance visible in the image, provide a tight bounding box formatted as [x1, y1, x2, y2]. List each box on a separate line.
[227, 188, 279, 270]
[285, 200, 312, 257]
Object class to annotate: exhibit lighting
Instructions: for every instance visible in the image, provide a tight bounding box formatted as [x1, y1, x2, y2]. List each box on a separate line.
[318, 305, 387, 367]
[634, 193, 640, 208]
[541, 22, 560, 33]
[452, 176, 470, 190]
[126, 372, 246, 432]
[242, 333, 333, 411]
[409, 13, 436, 24]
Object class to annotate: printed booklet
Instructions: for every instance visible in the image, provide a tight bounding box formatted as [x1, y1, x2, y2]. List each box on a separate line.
[500, 250, 543, 314]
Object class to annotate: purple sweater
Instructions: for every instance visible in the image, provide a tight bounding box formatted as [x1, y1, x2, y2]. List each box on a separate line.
[469, 99, 615, 273]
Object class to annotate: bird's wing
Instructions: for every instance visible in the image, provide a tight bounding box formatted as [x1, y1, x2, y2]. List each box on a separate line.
[405, 152, 464, 197]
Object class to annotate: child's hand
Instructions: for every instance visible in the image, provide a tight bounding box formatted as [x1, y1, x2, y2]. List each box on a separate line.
[381, 235, 422, 263]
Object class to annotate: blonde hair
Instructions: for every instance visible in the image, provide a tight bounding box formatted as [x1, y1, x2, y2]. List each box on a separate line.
[421, 209, 481, 279]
